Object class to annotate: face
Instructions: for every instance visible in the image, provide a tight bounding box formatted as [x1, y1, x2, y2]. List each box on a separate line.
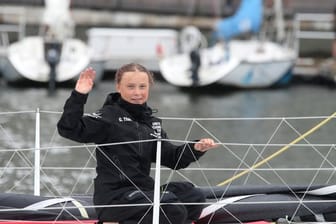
[116, 71, 150, 104]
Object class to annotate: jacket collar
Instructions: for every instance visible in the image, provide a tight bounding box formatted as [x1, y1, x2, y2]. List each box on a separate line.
[103, 92, 154, 121]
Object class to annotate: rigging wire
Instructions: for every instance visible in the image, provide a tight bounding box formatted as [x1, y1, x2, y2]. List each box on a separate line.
[217, 111, 336, 186]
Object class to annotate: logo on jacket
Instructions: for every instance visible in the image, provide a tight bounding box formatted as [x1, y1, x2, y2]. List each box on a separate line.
[87, 112, 102, 119]
[118, 117, 132, 122]
[151, 121, 162, 138]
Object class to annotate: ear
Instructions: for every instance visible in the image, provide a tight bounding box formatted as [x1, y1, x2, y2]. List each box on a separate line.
[116, 83, 120, 92]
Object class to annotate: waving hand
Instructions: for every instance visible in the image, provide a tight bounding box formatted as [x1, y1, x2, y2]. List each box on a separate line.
[75, 67, 96, 94]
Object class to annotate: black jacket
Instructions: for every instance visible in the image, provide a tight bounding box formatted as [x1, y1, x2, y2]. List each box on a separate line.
[57, 91, 205, 204]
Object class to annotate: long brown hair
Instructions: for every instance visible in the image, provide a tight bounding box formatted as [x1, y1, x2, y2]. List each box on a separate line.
[115, 63, 154, 85]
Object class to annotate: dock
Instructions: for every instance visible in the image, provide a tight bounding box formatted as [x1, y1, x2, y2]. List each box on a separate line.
[292, 12, 336, 83]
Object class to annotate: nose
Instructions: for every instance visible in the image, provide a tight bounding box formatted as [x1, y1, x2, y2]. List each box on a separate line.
[133, 87, 142, 95]
[134, 87, 140, 94]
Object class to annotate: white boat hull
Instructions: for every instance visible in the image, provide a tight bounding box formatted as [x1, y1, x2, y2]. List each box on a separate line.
[2, 36, 90, 82]
[159, 40, 296, 88]
[219, 40, 295, 88]
[219, 59, 293, 88]
[159, 44, 240, 86]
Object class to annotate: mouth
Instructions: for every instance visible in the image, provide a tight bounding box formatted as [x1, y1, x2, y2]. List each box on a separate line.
[131, 98, 143, 103]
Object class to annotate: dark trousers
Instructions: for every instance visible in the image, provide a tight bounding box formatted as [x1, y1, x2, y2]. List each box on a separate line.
[96, 182, 205, 224]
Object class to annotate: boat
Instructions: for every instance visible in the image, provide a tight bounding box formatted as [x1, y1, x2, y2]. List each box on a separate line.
[159, 0, 296, 88]
[215, 39, 295, 88]
[159, 38, 295, 88]
[0, 184, 335, 223]
[1, 0, 90, 84]
[2, 36, 90, 83]
[0, 108, 335, 223]
[198, 184, 336, 223]
[159, 40, 240, 87]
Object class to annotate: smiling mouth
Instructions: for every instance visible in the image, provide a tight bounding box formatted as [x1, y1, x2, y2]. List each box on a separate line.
[131, 99, 144, 104]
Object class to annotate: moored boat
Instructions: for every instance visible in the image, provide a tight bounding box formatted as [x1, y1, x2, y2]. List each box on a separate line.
[159, 0, 296, 88]
[2, 36, 90, 83]
[159, 38, 295, 88]
[159, 42, 240, 87]
[216, 39, 295, 88]
[0, 0, 91, 85]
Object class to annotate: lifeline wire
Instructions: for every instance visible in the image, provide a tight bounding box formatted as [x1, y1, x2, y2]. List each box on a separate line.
[217, 111, 336, 186]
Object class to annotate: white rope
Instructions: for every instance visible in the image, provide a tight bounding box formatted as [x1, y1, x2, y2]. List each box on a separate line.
[159, 115, 335, 121]
[0, 110, 35, 115]
[2, 166, 336, 172]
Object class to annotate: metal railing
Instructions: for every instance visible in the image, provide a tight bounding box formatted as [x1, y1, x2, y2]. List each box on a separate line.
[0, 6, 26, 50]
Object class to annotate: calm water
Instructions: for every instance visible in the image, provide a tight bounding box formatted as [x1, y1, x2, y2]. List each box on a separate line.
[0, 79, 335, 195]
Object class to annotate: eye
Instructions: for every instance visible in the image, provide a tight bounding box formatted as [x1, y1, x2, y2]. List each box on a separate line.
[127, 84, 135, 89]
[140, 84, 147, 89]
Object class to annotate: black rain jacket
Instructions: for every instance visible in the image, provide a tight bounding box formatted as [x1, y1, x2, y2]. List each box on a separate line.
[57, 91, 205, 205]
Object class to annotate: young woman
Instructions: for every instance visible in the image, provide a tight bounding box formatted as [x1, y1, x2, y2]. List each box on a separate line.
[57, 63, 218, 224]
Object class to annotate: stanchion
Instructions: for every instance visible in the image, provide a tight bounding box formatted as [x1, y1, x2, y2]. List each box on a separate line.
[152, 125, 162, 224]
[34, 108, 40, 196]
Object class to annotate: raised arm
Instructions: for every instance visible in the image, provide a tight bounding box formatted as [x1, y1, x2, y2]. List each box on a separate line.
[57, 67, 108, 143]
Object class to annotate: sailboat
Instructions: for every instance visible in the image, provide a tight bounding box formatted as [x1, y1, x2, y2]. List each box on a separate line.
[1, 0, 90, 83]
[159, 0, 296, 88]
[0, 184, 335, 224]
[0, 107, 335, 223]
[216, 39, 295, 88]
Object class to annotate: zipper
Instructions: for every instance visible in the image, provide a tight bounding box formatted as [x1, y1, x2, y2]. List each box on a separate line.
[112, 155, 126, 181]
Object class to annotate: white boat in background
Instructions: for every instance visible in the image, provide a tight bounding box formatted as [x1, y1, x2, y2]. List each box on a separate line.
[3, 36, 90, 83]
[216, 0, 296, 88]
[159, 42, 240, 87]
[217, 39, 295, 88]
[159, 39, 295, 88]
[159, 0, 296, 88]
[1, 0, 90, 84]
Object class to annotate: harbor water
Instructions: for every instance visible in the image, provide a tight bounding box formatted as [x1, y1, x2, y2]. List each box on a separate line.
[0, 79, 335, 195]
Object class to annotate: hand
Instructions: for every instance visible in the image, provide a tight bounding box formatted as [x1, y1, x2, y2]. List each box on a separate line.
[194, 138, 218, 152]
[75, 67, 96, 94]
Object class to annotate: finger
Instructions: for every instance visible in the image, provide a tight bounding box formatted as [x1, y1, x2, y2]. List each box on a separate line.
[199, 139, 217, 150]
[80, 69, 90, 80]
[86, 67, 96, 80]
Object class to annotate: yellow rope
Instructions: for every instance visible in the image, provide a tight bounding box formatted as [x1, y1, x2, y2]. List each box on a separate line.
[217, 112, 336, 187]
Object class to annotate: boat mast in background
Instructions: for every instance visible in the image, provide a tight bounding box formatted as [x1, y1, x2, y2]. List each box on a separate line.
[40, 0, 75, 42]
[41, 0, 74, 96]
[274, 0, 286, 43]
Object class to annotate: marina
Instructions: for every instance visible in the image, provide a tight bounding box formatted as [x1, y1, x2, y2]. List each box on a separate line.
[1, 1, 336, 85]
[0, 0, 336, 223]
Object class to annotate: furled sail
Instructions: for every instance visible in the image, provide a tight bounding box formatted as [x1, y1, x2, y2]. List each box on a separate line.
[214, 0, 263, 40]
